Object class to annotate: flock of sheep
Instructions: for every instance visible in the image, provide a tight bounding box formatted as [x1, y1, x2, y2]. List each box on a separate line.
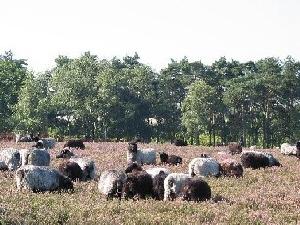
[0, 138, 299, 203]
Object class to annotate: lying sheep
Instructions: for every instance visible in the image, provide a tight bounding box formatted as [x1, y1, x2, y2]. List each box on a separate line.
[127, 142, 156, 165]
[69, 158, 96, 180]
[188, 157, 221, 178]
[219, 159, 243, 177]
[64, 140, 85, 149]
[180, 177, 211, 202]
[241, 152, 269, 169]
[98, 170, 126, 200]
[228, 142, 242, 155]
[56, 148, 74, 159]
[164, 173, 190, 201]
[0, 148, 21, 171]
[173, 139, 188, 146]
[145, 167, 170, 179]
[159, 152, 182, 165]
[152, 171, 168, 200]
[241, 151, 280, 169]
[122, 170, 153, 200]
[280, 143, 297, 155]
[21, 149, 50, 167]
[58, 161, 83, 181]
[40, 138, 56, 149]
[16, 165, 73, 192]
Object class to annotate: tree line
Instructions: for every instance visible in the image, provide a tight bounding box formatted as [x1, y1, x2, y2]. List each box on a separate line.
[1, 51, 299, 147]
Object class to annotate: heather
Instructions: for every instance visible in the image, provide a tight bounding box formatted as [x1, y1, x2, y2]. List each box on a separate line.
[1, 141, 299, 225]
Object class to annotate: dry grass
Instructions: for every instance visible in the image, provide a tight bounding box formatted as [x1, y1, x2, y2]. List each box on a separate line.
[0, 141, 300, 225]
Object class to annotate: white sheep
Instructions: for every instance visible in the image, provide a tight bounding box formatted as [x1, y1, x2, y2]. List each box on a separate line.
[40, 138, 56, 149]
[188, 157, 220, 177]
[98, 170, 126, 200]
[145, 167, 170, 179]
[0, 148, 21, 170]
[20, 149, 50, 166]
[280, 143, 297, 155]
[163, 173, 190, 201]
[69, 157, 96, 180]
[127, 148, 156, 165]
[16, 165, 73, 192]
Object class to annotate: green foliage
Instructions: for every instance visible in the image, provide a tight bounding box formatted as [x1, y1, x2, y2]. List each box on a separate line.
[0, 50, 298, 146]
[182, 80, 218, 145]
[0, 51, 28, 132]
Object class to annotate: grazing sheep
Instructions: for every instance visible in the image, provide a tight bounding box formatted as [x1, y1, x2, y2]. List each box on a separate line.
[262, 152, 281, 167]
[122, 170, 153, 200]
[159, 152, 182, 165]
[241, 151, 280, 169]
[16, 165, 73, 192]
[280, 143, 297, 155]
[219, 159, 243, 177]
[152, 171, 168, 200]
[21, 149, 50, 167]
[69, 158, 96, 180]
[127, 142, 156, 165]
[145, 167, 170, 179]
[56, 148, 74, 159]
[0, 148, 21, 171]
[228, 142, 242, 155]
[188, 157, 221, 178]
[174, 139, 188, 146]
[64, 140, 85, 149]
[58, 161, 83, 181]
[180, 177, 211, 202]
[98, 170, 126, 200]
[164, 173, 190, 201]
[125, 162, 143, 173]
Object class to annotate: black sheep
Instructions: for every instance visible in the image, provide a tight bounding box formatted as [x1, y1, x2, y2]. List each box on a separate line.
[124, 162, 143, 173]
[174, 139, 188, 146]
[241, 152, 270, 169]
[159, 152, 182, 165]
[228, 142, 242, 155]
[181, 178, 211, 202]
[219, 159, 243, 177]
[122, 170, 153, 200]
[64, 140, 85, 149]
[56, 148, 74, 159]
[32, 140, 44, 149]
[152, 171, 168, 200]
[58, 161, 84, 181]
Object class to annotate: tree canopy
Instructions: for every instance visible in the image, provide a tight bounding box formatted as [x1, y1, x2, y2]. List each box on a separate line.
[1, 51, 299, 146]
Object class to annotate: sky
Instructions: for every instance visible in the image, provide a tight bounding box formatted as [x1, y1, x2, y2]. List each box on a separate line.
[1, 0, 300, 72]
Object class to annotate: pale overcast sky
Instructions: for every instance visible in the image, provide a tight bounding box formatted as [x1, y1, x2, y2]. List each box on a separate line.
[1, 0, 299, 72]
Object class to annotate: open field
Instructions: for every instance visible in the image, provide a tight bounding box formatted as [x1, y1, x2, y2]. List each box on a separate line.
[0, 141, 300, 225]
